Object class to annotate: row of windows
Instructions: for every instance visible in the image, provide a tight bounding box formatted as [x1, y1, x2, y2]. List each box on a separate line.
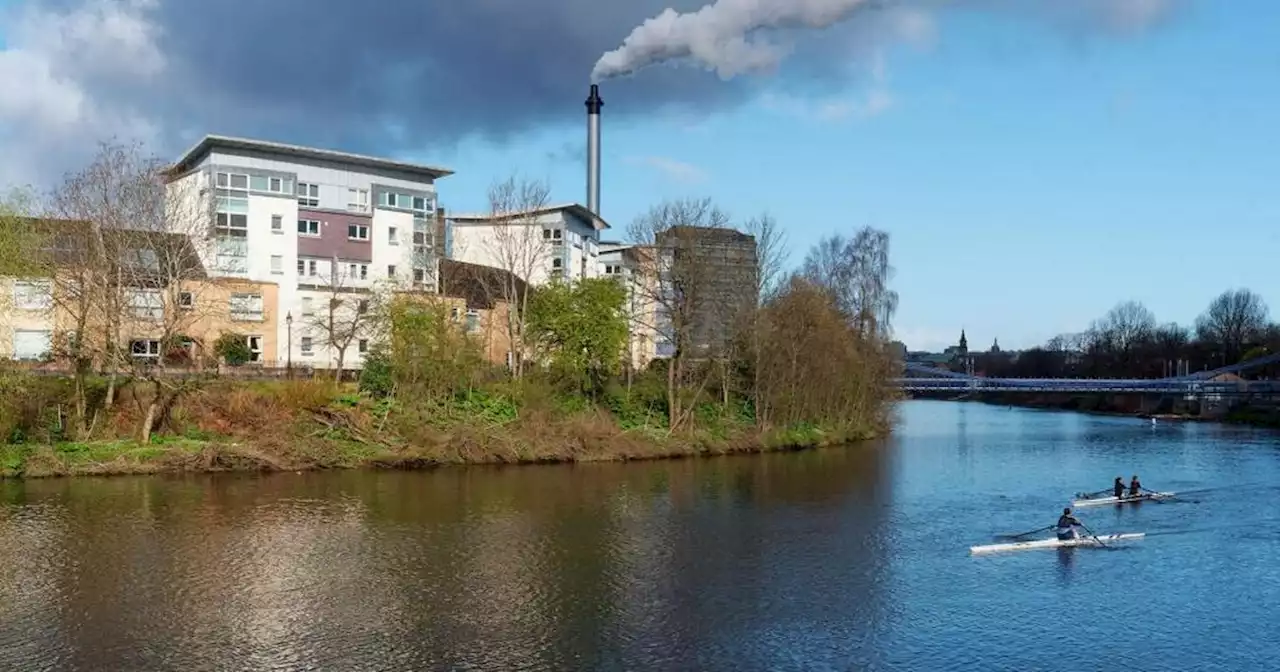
[215, 171, 435, 216]
[123, 290, 264, 321]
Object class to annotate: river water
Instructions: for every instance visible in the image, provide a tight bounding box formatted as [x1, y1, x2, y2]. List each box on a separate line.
[2, 400, 1279, 671]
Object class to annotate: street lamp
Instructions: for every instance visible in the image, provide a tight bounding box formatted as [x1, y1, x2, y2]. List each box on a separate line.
[286, 311, 293, 378]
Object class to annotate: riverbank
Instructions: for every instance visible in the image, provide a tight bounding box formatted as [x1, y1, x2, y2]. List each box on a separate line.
[907, 391, 1280, 429]
[0, 378, 886, 479]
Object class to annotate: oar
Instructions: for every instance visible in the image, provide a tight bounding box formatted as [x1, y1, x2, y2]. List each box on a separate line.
[995, 525, 1054, 540]
[1077, 521, 1109, 549]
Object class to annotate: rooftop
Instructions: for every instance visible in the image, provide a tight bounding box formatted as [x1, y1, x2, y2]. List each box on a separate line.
[447, 203, 610, 230]
[165, 135, 454, 182]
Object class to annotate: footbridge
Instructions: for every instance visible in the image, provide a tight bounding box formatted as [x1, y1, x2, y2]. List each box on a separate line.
[896, 352, 1280, 395]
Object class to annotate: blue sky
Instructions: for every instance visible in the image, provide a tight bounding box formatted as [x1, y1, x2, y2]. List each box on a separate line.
[417, 1, 1279, 352]
[1, 0, 1276, 353]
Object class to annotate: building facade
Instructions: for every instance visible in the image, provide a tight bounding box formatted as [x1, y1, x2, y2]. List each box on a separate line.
[652, 226, 758, 357]
[598, 242, 660, 373]
[446, 204, 608, 286]
[163, 135, 452, 370]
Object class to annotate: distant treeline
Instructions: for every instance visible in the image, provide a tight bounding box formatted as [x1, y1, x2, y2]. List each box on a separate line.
[973, 289, 1279, 379]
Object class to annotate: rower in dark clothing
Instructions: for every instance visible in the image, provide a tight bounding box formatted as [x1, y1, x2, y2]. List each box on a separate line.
[1056, 507, 1084, 540]
[1129, 475, 1142, 497]
[1113, 476, 1126, 499]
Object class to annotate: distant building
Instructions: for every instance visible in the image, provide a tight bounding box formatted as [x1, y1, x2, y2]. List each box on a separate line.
[653, 226, 758, 356]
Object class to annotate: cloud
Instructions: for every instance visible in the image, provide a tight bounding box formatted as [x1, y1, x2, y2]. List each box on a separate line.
[0, 0, 1182, 189]
[625, 155, 708, 183]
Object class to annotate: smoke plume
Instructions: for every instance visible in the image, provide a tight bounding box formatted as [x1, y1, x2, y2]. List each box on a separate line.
[592, 0, 881, 82]
[591, 0, 1180, 82]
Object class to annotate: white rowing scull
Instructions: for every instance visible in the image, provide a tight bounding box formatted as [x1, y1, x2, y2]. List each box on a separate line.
[970, 533, 1145, 555]
[1071, 491, 1175, 508]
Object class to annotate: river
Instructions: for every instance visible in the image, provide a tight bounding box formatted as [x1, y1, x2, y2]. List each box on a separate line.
[2, 400, 1279, 670]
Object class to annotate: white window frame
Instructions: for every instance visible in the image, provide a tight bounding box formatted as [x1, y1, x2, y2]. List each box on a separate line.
[245, 335, 263, 362]
[271, 214, 283, 233]
[297, 182, 319, 207]
[413, 268, 427, 285]
[347, 223, 369, 241]
[300, 336, 314, 355]
[270, 255, 283, 274]
[129, 339, 161, 359]
[178, 291, 194, 309]
[268, 177, 284, 193]
[298, 219, 320, 236]
[129, 289, 163, 320]
[387, 265, 397, 278]
[358, 339, 369, 354]
[348, 188, 369, 213]
[230, 293, 263, 321]
[216, 172, 249, 190]
[12, 329, 52, 361]
[388, 226, 398, 245]
[12, 280, 52, 310]
[301, 296, 314, 316]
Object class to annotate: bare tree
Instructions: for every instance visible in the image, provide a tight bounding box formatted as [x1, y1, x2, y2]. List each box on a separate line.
[1195, 289, 1269, 364]
[44, 141, 216, 442]
[628, 197, 731, 429]
[738, 212, 788, 421]
[477, 175, 553, 377]
[306, 258, 392, 379]
[800, 227, 899, 341]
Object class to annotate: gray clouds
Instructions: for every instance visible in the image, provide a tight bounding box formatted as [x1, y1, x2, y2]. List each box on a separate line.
[0, 0, 1181, 187]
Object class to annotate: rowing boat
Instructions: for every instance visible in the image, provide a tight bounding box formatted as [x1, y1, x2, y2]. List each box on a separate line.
[970, 533, 1145, 555]
[1071, 492, 1175, 508]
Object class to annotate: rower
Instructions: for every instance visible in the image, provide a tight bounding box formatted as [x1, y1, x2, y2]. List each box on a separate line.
[1056, 507, 1083, 540]
[1129, 475, 1142, 497]
[1113, 476, 1125, 499]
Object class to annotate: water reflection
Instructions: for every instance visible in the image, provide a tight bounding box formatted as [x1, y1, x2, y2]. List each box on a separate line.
[0, 446, 891, 671]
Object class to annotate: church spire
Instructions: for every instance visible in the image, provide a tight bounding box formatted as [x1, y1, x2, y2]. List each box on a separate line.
[958, 329, 968, 353]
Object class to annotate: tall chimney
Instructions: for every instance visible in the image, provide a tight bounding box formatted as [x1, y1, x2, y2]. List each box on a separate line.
[585, 84, 603, 216]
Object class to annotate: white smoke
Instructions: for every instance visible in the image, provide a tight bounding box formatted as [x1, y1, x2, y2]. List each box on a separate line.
[591, 0, 1179, 82]
[592, 0, 880, 82]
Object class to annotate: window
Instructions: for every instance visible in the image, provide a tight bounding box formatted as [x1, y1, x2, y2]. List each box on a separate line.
[12, 330, 52, 360]
[413, 230, 428, 246]
[382, 192, 398, 208]
[348, 188, 369, 212]
[551, 258, 563, 269]
[298, 219, 320, 236]
[178, 291, 194, 309]
[270, 255, 283, 274]
[347, 223, 369, 241]
[297, 182, 319, 207]
[387, 265, 397, 278]
[465, 310, 479, 333]
[230, 293, 264, 321]
[297, 259, 317, 277]
[301, 297, 314, 316]
[357, 299, 369, 314]
[269, 177, 283, 193]
[543, 228, 563, 244]
[214, 211, 249, 274]
[413, 268, 426, 285]
[129, 289, 163, 320]
[245, 336, 263, 362]
[358, 339, 368, 354]
[130, 339, 161, 359]
[271, 215, 283, 233]
[388, 226, 398, 244]
[215, 173, 249, 214]
[300, 336, 313, 355]
[13, 280, 51, 310]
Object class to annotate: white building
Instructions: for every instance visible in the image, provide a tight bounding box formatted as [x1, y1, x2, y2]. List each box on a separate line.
[164, 135, 451, 370]
[446, 204, 608, 285]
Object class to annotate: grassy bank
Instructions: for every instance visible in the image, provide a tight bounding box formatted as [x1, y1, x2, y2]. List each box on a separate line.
[0, 377, 885, 479]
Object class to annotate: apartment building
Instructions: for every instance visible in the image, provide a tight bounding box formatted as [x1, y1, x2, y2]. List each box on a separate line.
[598, 242, 660, 372]
[0, 221, 279, 367]
[163, 135, 452, 369]
[446, 204, 609, 285]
